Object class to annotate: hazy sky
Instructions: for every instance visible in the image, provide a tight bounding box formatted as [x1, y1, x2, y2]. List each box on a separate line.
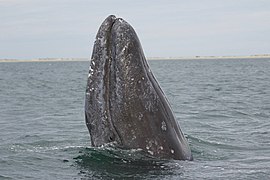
[1, 0, 270, 59]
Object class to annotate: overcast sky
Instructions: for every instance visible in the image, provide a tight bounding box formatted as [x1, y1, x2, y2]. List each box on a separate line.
[1, 0, 270, 59]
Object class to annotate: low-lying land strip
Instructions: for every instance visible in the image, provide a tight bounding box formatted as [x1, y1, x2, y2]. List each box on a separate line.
[1, 55, 270, 62]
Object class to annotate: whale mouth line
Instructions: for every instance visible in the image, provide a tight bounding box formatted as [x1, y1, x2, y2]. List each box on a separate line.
[103, 16, 125, 146]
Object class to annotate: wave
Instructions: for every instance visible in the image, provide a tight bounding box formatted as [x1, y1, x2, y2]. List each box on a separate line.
[187, 135, 247, 161]
[73, 147, 186, 179]
[0, 175, 12, 180]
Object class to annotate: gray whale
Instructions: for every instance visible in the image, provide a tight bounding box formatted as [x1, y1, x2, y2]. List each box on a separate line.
[85, 15, 192, 160]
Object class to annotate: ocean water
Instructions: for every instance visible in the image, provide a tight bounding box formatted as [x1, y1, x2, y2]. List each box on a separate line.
[0, 58, 269, 179]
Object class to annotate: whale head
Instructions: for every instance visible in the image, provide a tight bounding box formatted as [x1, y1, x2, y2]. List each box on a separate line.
[85, 15, 192, 160]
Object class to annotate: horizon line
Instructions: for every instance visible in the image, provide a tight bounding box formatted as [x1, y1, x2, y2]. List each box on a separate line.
[0, 54, 270, 62]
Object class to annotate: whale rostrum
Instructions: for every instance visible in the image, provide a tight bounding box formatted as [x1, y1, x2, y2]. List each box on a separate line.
[85, 15, 192, 160]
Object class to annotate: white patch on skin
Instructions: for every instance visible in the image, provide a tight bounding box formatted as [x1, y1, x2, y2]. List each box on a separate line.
[171, 149, 174, 154]
[122, 44, 128, 53]
[161, 121, 167, 131]
[148, 150, 154, 155]
[89, 65, 92, 70]
[138, 113, 143, 120]
[118, 18, 124, 23]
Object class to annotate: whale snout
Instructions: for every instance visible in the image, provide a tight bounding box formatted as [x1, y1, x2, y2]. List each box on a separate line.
[86, 15, 193, 160]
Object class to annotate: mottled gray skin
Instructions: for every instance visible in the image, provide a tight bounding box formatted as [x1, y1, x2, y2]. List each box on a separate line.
[85, 15, 192, 160]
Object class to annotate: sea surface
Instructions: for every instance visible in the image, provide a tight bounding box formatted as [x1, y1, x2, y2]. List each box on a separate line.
[0, 58, 269, 179]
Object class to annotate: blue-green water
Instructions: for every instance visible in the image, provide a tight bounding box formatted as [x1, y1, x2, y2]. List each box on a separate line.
[0, 59, 270, 179]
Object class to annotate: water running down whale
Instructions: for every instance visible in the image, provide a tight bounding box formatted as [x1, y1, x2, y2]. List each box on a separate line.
[85, 15, 192, 160]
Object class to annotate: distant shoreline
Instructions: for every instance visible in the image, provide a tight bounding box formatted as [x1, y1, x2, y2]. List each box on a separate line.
[0, 55, 270, 62]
